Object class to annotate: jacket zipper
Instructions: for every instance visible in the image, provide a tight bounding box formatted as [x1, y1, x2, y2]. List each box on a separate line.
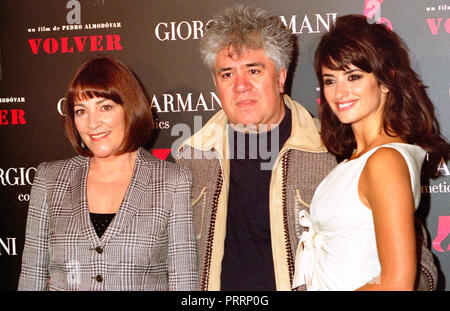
[201, 149, 294, 290]
[281, 149, 295, 289]
[201, 152, 223, 291]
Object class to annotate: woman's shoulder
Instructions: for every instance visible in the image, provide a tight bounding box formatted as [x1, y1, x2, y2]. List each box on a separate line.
[35, 155, 88, 176]
[377, 143, 426, 157]
[41, 154, 88, 169]
[366, 146, 408, 169]
[360, 145, 414, 202]
[363, 143, 425, 187]
[368, 143, 426, 171]
[137, 148, 192, 183]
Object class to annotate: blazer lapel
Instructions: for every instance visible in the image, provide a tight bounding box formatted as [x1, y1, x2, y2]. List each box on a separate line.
[100, 148, 155, 245]
[70, 156, 101, 247]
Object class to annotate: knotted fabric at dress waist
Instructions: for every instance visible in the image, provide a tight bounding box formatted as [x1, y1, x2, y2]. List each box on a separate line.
[292, 209, 328, 290]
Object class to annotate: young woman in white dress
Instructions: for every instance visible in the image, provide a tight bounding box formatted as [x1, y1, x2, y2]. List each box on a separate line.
[292, 15, 449, 291]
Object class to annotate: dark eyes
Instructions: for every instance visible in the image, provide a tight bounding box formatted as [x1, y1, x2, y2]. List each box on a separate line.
[101, 104, 113, 111]
[74, 109, 85, 116]
[74, 104, 113, 116]
[348, 74, 362, 81]
[323, 79, 334, 85]
[323, 74, 362, 85]
[221, 72, 232, 79]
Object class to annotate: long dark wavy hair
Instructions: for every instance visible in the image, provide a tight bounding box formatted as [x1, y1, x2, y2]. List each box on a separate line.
[315, 14, 449, 177]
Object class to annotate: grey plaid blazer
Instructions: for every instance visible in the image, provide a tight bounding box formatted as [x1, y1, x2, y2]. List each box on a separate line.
[18, 148, 198, 291]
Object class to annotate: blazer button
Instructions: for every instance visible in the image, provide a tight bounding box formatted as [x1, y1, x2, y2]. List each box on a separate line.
[95, 246, 103, 254]
[95, 275, 103, 282]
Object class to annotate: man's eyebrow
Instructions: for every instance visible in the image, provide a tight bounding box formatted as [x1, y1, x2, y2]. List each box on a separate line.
[246, 62, 265, 68]
[216, 62, 265, 73]
[217, 67, 232, 73]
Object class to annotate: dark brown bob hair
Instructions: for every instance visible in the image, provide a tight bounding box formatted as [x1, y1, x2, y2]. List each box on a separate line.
[64, 57, 153, 157]
[315, 14, 449, 177]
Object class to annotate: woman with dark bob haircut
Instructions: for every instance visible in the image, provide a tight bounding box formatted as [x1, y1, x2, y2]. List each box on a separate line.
[292, 15, 448, 291]
[64, 56, 154, 156]
[18, 57, 198, 290]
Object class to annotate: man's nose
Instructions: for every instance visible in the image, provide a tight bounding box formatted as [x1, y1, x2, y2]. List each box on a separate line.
[233, 73, 251, 93]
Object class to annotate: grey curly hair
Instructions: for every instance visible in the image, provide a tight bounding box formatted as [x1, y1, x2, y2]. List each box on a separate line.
[200, 5, 295, 72]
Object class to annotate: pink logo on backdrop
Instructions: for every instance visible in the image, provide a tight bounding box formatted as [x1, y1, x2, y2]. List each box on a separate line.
[426, 18, 450, 35]
[363, 0, 393, 30]
[433, 216, 450, 252]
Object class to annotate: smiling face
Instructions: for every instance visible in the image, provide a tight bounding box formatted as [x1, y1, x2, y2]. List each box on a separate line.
[213, 47, 287, 128]
[321, 64, 389, 130]
[74, 97, 126, 159]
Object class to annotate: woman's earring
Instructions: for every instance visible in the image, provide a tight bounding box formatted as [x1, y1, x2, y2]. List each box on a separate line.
[81, 140, 86, 148]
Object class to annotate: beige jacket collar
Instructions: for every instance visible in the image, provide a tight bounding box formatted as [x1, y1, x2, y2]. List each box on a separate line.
[180, 94, 327, 156]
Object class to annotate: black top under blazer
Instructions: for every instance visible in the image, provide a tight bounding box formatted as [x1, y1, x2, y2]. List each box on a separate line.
[18, 148, 198, 290]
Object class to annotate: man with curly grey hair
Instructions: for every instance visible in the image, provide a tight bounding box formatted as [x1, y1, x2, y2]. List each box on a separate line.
[176, 5, 336, 291]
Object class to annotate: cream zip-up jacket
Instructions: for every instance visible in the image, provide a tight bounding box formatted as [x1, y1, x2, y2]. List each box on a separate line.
[176, 95, 337, 290]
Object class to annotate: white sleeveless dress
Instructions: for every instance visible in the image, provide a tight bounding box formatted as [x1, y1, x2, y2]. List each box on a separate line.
[292, 143, 426, 291]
